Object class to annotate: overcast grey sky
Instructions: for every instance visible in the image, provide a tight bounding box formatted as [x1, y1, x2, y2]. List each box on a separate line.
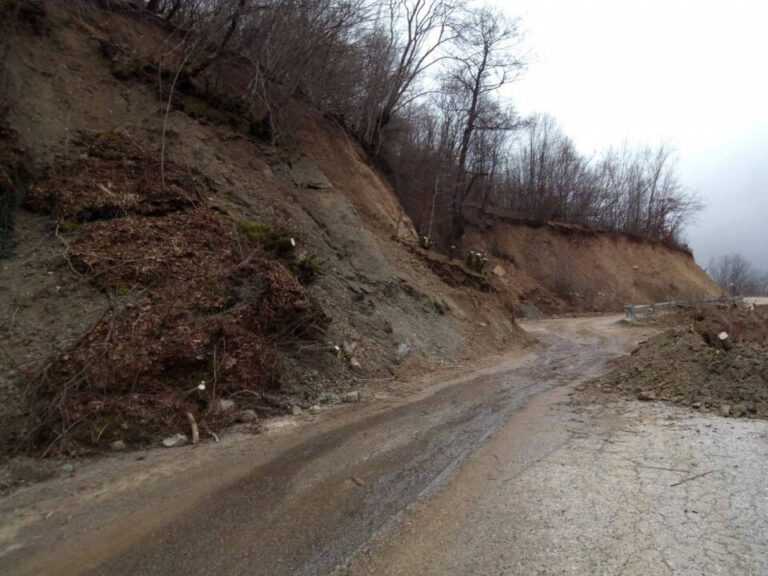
[494, 0, 768, 269]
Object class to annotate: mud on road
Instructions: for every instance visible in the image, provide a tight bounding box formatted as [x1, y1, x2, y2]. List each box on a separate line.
[3, 316, 767, 576]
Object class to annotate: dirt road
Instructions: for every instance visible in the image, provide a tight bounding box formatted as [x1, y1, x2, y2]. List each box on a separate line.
[2, 316, 767, 575]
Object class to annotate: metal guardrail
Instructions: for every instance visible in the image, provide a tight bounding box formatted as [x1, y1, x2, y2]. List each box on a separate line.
[624, 297, 745, 321]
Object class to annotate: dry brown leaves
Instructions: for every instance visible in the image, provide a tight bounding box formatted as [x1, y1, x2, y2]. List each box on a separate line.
[24, 130, 205, 221]
[24, 132, 328, 454]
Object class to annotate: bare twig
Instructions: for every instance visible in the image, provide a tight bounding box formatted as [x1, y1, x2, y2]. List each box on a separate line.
[670, 469, 716, 487]
[41, 417, 83, 459]
[55, 223, 84, 277]
[160, 50, 193, 190]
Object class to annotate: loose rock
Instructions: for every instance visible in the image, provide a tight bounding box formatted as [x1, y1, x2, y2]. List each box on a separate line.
[733, 403, 748, 417]
[319, 392, 340, 405]
[162, 433, 188, 448]
[217, 399, 236, 413]
[343, 341, 358, 356]
[238, 409, 258, 423]
[396, 343, 412, 359]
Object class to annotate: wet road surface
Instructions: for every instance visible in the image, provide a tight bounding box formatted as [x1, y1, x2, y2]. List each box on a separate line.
[3, 316, 767, 575]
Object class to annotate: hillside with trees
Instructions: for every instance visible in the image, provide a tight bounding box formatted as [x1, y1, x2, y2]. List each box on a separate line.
[134, 0, 702, 250]
[709, 254, 768, 296]
[0, 0, 718, 456]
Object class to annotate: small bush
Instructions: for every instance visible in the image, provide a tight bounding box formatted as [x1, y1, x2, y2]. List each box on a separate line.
[238, 220, 297, 258]
[292, 254, 323, 285]
[238, 220, 322, 285]
[237, 220, 273, 243]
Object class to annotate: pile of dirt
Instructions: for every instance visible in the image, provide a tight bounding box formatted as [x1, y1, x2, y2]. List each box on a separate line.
[593, 304, 768, 418]
[14, 133, 329, 455]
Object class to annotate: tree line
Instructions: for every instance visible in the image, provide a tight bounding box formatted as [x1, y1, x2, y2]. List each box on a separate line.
[709, 254, 768, 297]
[138, 0, 702, 248]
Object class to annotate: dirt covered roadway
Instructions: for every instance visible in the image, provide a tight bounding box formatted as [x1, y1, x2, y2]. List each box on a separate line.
[3, 315, 768, 575]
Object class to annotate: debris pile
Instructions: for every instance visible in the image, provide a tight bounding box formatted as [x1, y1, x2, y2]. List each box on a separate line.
[20, 132, 329, 454]
[24, 131, 204, 221]
[595, 304, 768, 418]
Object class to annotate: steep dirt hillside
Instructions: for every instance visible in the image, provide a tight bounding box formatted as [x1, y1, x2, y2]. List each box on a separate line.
[464, 221, 721, 315]
[0, 2, 525, 455]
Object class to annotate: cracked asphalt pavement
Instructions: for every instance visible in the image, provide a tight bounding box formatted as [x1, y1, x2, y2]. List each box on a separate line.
[3, 316, 768, 575]
[346, 383, 768, 575]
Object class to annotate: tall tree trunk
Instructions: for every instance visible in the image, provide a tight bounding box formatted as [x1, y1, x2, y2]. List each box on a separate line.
[188, 0, 247, 78]
[451, 47, 489, 242]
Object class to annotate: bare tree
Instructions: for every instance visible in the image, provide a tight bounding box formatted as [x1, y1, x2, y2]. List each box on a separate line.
[709, 254, 762, 296]
[361, 0, 461, 151]
[126, 0, 702, 252]
[443, 6, 524, 239]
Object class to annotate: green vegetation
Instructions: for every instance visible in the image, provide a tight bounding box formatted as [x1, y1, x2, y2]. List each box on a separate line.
[238, 219, 322, 285]
[58, 220, 81, 234]
[292, 254, 323, 286]
[237, 220, 273, 243]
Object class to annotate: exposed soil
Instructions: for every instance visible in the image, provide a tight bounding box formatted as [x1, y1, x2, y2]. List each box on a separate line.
[0, 1, 524, 462]
[0, 0, 719, 471]
[591, 304, 768, 418]
[464, 221, 721, 315]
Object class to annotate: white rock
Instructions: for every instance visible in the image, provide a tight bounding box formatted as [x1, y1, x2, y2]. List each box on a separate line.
[217, 399, 236, 412]
[396, 343, 412, 359]
[718, 331, 729, 341]
[110, 440, 127, 451]
[162, 434, 188, 448]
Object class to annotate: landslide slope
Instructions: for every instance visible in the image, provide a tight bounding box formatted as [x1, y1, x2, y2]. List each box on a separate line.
[464, 221, 721, 315]
[0, 2, 523, 454]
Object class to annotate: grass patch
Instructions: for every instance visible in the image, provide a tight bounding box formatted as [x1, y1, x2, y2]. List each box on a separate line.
[237, 220, 323, 285]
